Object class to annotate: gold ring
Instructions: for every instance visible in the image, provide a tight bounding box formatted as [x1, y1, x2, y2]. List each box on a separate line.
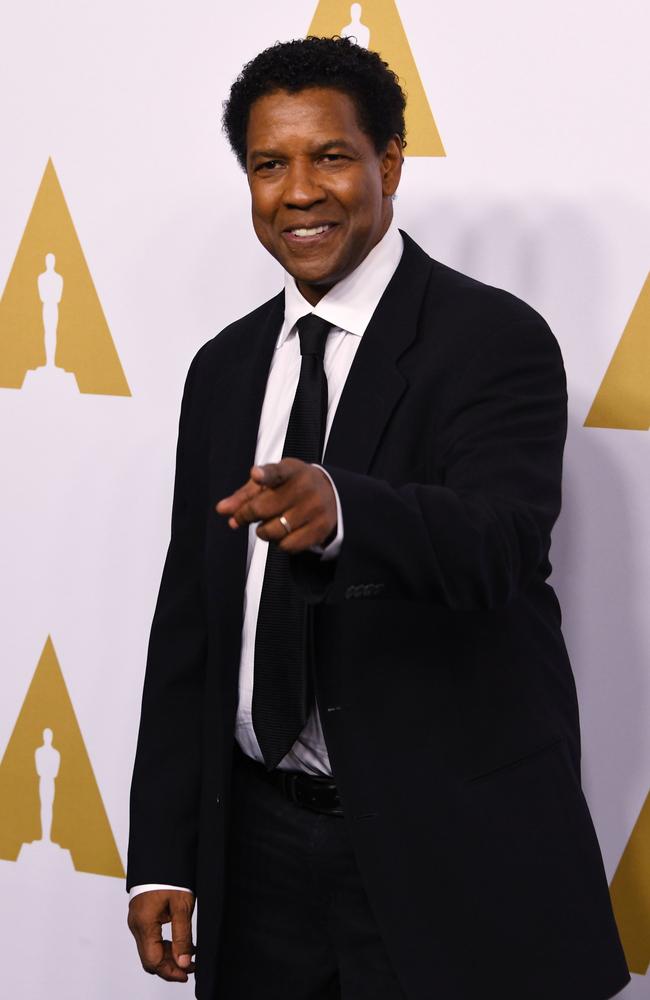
[279, 514, 292, 535]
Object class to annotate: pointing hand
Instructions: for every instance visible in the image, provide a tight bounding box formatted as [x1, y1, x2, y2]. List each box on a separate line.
[216, 458, 337, 552]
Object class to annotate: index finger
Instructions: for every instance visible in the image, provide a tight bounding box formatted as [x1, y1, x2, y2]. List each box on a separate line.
[216, 476, 264, 517]
[132, 917, 165, 973]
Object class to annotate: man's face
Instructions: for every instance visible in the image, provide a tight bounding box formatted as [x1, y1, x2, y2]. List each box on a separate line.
[246, 87, 402, 305]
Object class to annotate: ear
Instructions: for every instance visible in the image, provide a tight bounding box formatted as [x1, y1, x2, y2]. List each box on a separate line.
[380, 135, 404, 198]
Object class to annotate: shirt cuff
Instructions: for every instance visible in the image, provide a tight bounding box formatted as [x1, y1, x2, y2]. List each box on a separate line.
[310, 465, 343, 561]
[129, 883, 194, 900]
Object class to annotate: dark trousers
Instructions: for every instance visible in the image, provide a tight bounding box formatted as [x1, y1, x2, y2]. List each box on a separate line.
[216, 748, 408, 999]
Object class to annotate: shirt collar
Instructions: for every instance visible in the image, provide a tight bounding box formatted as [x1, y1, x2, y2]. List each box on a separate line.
[278, 220, 404, 348]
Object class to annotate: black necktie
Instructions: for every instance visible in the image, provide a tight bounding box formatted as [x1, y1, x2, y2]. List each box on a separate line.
[252, 314, 332, 769]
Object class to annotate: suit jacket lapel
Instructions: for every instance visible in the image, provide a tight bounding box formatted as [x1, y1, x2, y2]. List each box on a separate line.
[210, 292, 284, 579]
[324, 233, 433, 473]
[212, 292, 284, 491]
[233, 293, 285, 482]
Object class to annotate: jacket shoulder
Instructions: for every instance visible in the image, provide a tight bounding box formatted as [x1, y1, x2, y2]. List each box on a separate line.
[400, 236, 561, 376]
[400, 231, 549, 330]
[430, 258, 548, 330]
[187, 291, 284, 381]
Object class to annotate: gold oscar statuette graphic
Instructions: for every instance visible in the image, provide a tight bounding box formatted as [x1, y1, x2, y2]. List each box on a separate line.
[308, 0, 445, 156]
[585, 272, 650, 430]
[0, 637, 124, 878]
[610, 791, 650, 975]
[0, 159, 130, 395]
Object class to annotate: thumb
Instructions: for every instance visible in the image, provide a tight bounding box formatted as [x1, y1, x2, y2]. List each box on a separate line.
[251, 460, 295, 489]
[170, 894, 195, 968]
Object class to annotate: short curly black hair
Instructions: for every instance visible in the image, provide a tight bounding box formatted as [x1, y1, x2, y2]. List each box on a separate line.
[222, 36, 407, 170]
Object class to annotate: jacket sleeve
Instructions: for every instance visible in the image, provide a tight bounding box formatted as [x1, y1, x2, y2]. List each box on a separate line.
[293, 317, 568, 611]
[127, 347, 209, 891]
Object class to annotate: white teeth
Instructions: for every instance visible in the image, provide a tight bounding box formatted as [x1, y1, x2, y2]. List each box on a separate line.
[291, 225, 330, 237]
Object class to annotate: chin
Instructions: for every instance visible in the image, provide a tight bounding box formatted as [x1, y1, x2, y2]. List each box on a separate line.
[287, 264, 337, 287]
[293, 251, 349, 280]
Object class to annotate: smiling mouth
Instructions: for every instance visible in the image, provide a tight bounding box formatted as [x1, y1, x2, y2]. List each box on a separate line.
[283, 223, 338, 243]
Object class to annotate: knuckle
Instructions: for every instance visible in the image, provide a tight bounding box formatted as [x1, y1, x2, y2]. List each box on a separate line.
[303, 500, 320, 523]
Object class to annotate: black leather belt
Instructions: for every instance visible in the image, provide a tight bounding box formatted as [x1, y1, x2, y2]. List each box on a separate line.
[234, 743, 343, 817]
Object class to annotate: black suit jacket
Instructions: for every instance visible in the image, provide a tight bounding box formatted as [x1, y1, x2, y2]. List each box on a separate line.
[128, 233, 629, 999]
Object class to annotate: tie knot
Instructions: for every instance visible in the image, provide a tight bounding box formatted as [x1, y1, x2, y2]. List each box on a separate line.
[296, 314, 331, 359]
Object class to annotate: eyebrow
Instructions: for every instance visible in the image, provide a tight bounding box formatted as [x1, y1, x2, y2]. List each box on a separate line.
[249, 139, 359, 160]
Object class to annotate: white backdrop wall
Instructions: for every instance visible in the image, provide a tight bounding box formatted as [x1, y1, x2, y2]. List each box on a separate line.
[0, 2, 648, 997]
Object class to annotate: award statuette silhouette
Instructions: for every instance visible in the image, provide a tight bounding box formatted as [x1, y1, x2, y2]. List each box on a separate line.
[341, 3, 371, 48]
[0, 159, 130, 395]
[16, 728, 74, 870]
[0, 637, 124, 878]
[22, 253, 77, 391]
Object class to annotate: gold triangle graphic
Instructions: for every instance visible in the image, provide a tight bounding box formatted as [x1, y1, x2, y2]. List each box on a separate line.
[307, 1, 445, 156]
[0, 159, 130, 396]
[585, 272, 650, 430]
[0, 637, 125, 878]
[610, 790, 650, 974]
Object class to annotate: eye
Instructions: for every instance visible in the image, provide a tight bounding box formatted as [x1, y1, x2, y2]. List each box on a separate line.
[255, 159, 284, 172]
[320, 154, 345, 163]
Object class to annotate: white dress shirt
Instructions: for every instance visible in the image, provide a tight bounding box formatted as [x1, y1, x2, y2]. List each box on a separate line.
[130, 221, 403, 899]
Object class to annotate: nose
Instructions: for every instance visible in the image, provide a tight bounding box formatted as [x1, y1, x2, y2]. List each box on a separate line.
[282, 160, 326, 209]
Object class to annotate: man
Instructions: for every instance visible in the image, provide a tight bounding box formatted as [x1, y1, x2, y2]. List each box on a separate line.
[127, 37, 630, 1000]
